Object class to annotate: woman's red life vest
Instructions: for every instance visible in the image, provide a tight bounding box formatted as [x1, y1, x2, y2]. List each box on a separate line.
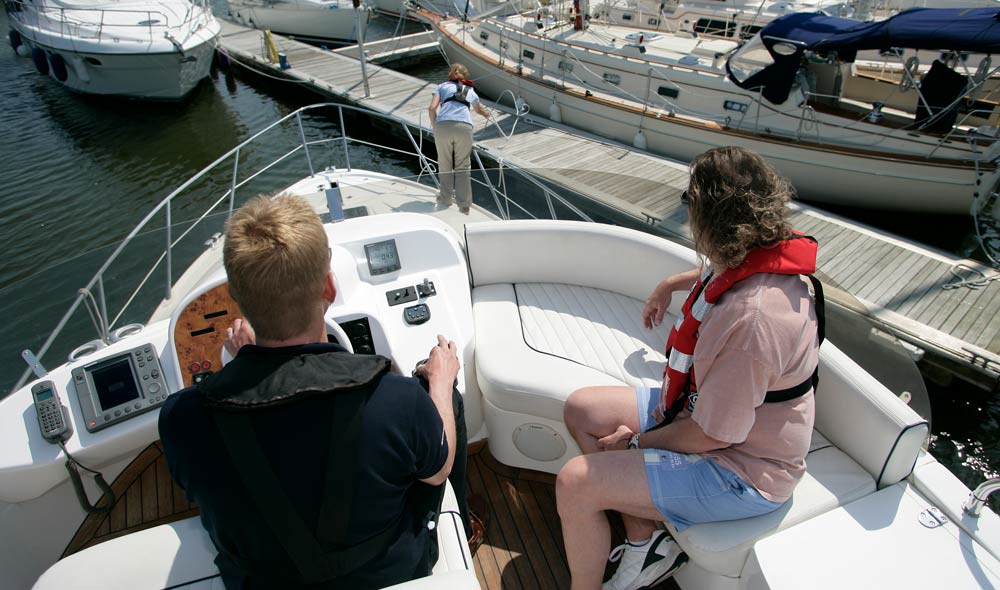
[657, 235, 823, 425]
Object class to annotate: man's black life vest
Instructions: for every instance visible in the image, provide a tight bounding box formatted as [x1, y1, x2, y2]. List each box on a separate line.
[198, 348, 444, 585]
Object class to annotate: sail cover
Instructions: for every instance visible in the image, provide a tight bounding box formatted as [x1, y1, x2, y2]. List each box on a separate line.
[760, 8, 1000, 60]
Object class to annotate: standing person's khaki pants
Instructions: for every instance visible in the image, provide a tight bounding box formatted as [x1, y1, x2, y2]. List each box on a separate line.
[434, 120, 474, 210]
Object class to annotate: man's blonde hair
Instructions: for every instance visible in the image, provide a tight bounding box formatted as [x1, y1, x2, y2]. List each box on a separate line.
[448, 63, 469, 81]
[223, 195, 330, 341]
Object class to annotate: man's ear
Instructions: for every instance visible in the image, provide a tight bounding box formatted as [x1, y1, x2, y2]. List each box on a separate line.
[323, 272, 337, 305]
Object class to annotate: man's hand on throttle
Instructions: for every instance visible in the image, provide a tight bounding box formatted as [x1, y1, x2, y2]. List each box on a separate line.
[224, 318, 256, 357]
[416, 335, 460, 396]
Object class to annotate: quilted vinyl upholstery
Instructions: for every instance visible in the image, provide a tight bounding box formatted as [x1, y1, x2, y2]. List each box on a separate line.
[515, 283, 669, 391]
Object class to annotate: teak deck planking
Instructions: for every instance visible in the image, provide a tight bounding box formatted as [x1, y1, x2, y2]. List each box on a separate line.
[63, 442, 679, 590]
[217, 20, 1000, 383]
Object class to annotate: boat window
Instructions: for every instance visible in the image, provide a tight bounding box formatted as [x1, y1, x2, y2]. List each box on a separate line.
[479, 31, 489, 41]
[727, 34, 774, 84]
[523, 49, 535, 59]
[85, 57, 102, 66]
[500, 40, 509, 49]
[648, 17, 659, 25]
[658, 85, 679, 98]
[695, 18, 734, 37]
[604, 72, 622, 85]
[622, 12, 633, 20]
[559, 60, 574, 72]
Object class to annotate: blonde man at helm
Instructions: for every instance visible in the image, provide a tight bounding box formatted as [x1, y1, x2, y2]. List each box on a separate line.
[159, 195, 464, 589]
[428, 63, 491, 214]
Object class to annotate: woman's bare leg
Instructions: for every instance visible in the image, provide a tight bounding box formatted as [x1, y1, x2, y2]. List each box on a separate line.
[557, 450, 665, 590]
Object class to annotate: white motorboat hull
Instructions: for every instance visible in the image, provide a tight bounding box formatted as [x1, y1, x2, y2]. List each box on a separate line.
[228, 0, 367, 41]
[15, 37, 217, 99]
[436, 23, 1000, 216]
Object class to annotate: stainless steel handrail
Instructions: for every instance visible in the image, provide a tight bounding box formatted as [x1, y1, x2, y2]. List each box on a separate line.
[12, 103, 593, 391]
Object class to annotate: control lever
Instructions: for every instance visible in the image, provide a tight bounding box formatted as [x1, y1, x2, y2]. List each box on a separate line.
[417, 278, 437, 298]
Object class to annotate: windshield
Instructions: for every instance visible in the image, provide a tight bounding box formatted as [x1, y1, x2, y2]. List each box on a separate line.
[727, 34, 775, 84]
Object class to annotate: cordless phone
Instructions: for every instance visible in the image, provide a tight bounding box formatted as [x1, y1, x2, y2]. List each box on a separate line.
[31, 381, 72, 443]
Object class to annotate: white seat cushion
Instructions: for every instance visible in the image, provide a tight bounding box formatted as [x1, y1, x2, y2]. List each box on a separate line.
[34, 481, 476, 590]
[472, 284, 670, 422]
[669, 442, 876, 578]
[516, 283, 669, 389]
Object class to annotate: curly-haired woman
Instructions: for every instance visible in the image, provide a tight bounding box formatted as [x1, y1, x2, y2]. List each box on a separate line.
[557, 146, 821, 590]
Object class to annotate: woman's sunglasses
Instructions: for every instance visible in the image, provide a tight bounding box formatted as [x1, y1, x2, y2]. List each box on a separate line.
[680, 191, 690, 206]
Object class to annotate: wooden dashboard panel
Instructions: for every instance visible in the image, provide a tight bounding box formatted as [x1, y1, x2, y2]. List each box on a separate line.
[173, 283, 241, 388]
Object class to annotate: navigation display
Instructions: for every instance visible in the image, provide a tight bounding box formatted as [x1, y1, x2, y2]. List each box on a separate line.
[90, 357, 141, 411]
[364, 239, 401, 275]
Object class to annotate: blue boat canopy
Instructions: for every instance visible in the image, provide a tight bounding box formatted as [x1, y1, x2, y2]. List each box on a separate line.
[760, 8, 1000, 59]
[727, 7, 1000, 104]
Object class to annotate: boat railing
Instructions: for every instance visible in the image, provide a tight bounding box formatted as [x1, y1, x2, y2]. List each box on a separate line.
[12, 102, 592, 391]
[8, 0, 210, 43]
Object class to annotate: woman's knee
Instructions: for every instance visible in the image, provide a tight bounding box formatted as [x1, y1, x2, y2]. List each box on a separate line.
[564, 387, 599, 432]
[556, 455, 592, 513]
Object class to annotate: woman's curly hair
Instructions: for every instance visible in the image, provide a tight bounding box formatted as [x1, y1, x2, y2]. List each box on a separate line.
[687, 146, 794, 269]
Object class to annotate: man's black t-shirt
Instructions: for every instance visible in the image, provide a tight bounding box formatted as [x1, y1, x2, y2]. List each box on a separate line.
[158, 342, 448, 589]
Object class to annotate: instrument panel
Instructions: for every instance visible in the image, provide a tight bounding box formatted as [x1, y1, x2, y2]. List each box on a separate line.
[173, 283, 241, 388]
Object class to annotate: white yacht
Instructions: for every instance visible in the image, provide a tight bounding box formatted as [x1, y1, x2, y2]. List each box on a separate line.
[6, 0, 220, 99]
[2, 104, 999, 590]
[430, 8, 1000, 221]
[228, 0, 369, 43]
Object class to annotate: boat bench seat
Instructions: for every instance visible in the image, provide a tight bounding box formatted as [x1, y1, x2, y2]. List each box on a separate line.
[32, 481, 478, 590]
[467, 220, 928, 579]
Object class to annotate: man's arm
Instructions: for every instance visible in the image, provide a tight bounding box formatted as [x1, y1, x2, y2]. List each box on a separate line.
[415, 335, 460, 486]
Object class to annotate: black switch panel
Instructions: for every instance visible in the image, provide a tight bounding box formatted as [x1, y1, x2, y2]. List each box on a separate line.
[386, 286, 417, 307]
[404, 304, 431, 325]
[339, 317, 376, 355]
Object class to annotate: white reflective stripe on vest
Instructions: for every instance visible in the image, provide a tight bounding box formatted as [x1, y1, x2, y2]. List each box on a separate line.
[668, 348, 694, 373]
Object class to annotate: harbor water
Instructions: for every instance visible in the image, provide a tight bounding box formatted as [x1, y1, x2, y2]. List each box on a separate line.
[0, 10, 995, 508]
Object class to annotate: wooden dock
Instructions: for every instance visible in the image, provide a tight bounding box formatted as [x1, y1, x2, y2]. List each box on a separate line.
[216, 20, 1000, 389]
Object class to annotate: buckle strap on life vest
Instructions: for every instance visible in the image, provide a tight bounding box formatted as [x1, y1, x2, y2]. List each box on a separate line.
[441, 80, 471, 108]
[762, 273, 824, 404]
[211, 388, 400, 584]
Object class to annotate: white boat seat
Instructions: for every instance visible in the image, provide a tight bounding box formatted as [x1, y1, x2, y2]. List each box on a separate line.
[33, 480, 478, 590]
[668, 431, 876, 578]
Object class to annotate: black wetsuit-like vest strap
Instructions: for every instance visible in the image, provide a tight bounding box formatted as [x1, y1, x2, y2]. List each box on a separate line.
[441, 80, 471, 108]
[763, 274, 825, 403]
[211, 390, 398, 584]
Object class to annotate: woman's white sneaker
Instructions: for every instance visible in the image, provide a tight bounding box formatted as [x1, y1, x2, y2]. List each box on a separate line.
[602, 530, 688, 590]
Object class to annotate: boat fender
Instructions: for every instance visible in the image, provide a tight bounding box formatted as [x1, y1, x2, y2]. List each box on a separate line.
[49, 52, 68, 82]
[633, 129, 647, 150]
[31, 47, 49, 76]
[16, 44, 30, 57]
[8, 29, 21, 51]
[549, 96, 562, 123]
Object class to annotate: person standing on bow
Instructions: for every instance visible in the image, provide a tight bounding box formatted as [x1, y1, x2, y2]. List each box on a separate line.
[557, 146, 822, 590]
[428, 63, 491, 215]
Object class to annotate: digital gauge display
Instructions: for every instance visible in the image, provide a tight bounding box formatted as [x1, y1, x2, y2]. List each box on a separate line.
[364, 239, 401, 275]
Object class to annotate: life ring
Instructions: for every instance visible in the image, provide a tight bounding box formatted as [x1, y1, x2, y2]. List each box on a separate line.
[49, 52, 68, 82]
[31, 47, 49, 76]
[8, 29, 21, 51]
[898, 56, 919, 92]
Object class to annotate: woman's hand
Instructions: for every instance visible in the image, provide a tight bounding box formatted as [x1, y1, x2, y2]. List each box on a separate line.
[597, 425, 635, 451]
[643, 279, 674, 329]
